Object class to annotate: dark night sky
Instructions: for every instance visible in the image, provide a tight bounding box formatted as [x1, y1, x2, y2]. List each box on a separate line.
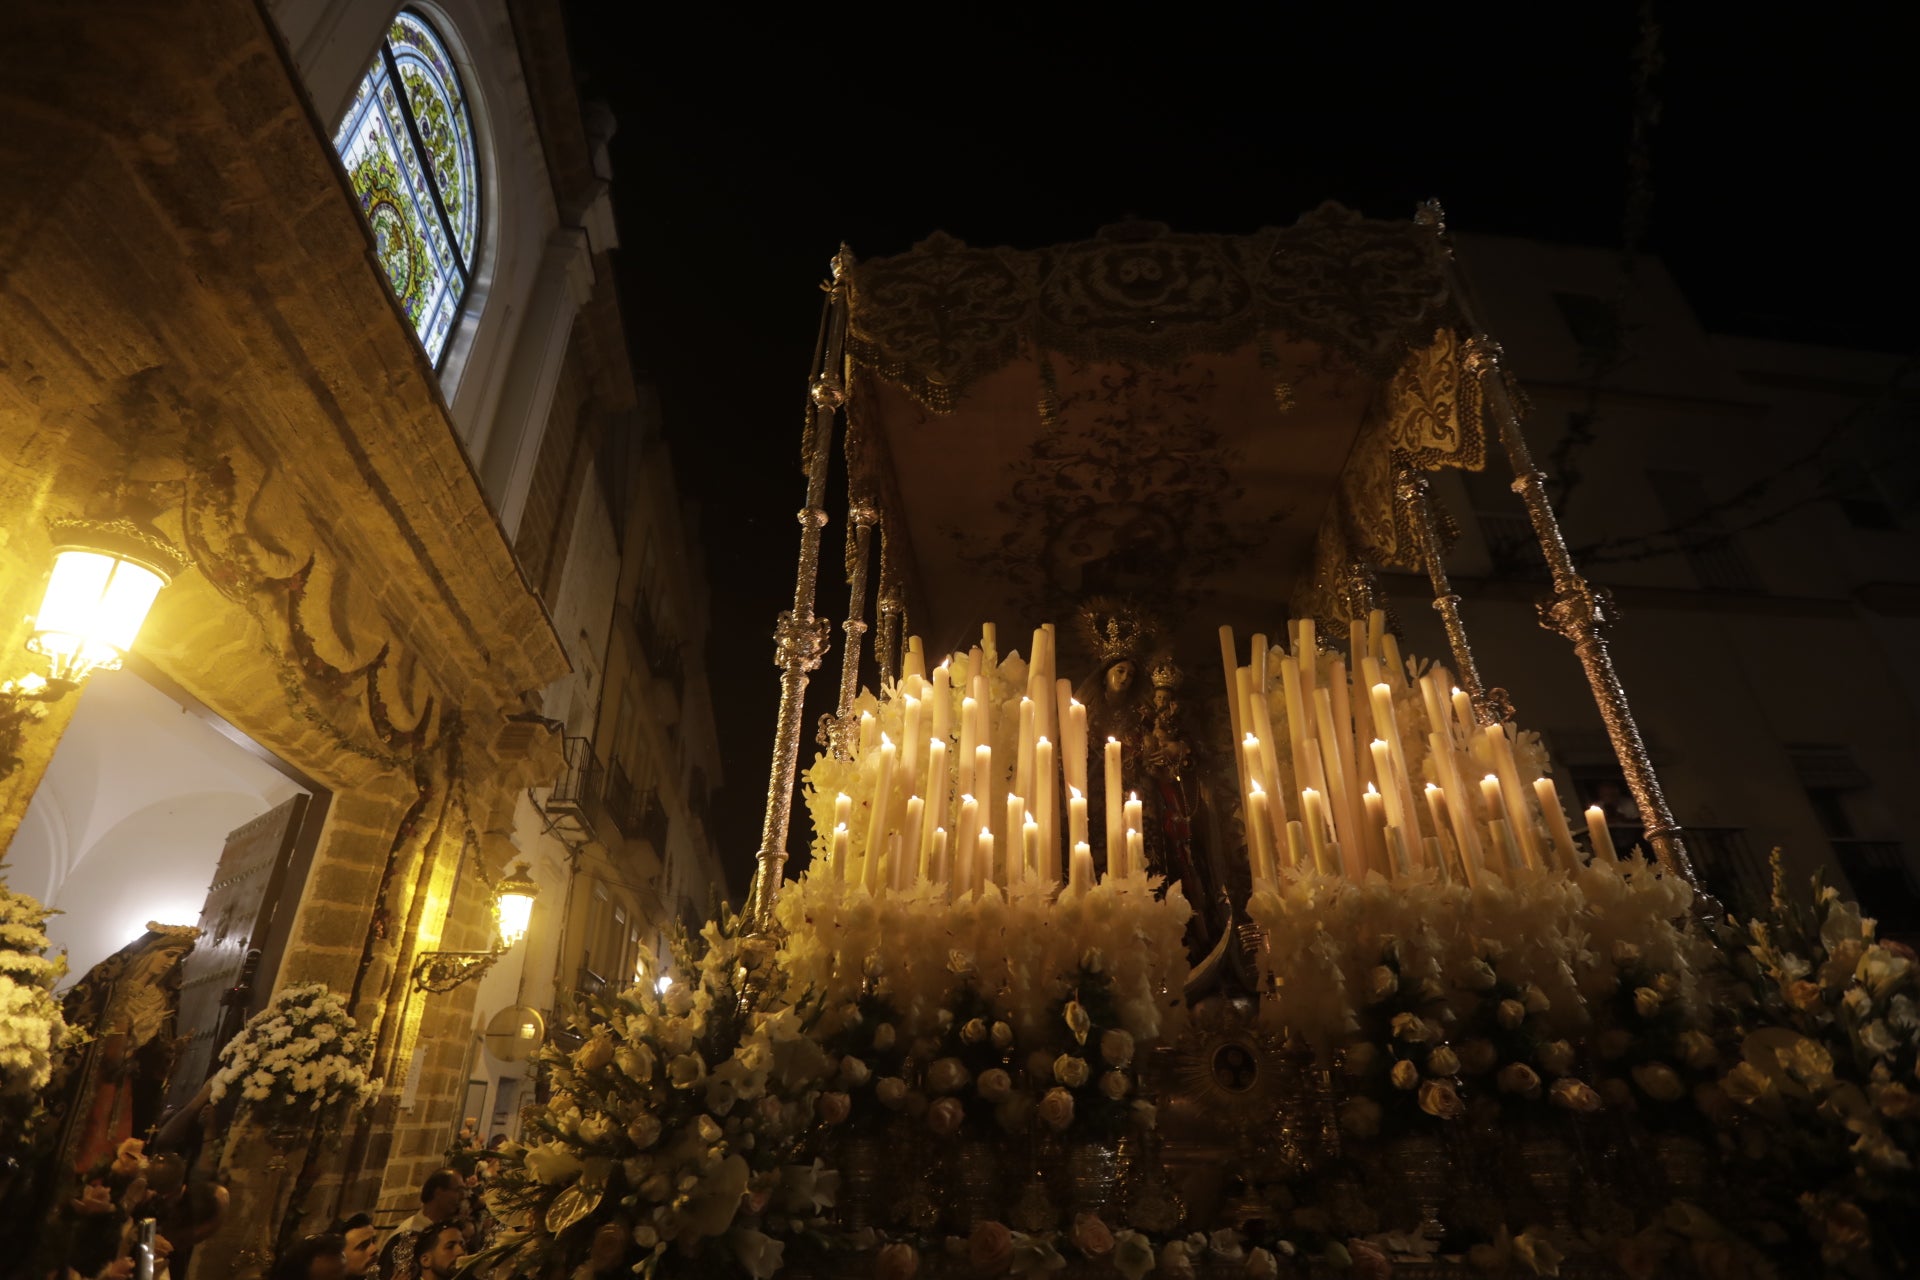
[563, 3, 1915, 896]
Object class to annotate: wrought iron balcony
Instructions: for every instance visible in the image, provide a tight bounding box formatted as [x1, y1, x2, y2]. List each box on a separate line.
[605, 758, 670, 853]
[540, 736, 602, 842]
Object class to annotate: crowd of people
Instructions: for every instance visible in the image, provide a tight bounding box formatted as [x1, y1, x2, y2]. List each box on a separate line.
[50, 1123, 520, 1280]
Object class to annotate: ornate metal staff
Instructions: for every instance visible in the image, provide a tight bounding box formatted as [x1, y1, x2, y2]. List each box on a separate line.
[826, 500, 878, 756]
[746, 248, 854, 926]
[1394, 461, 1505, 726]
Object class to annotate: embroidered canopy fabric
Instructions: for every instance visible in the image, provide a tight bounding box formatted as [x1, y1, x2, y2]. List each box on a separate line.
[842, 206, 1487, 651]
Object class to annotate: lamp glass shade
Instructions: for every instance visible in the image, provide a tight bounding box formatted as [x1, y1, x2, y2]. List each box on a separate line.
[28, 548, 168, 683]
[493, 864, 538, 948]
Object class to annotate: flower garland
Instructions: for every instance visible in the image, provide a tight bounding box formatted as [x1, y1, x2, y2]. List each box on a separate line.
[208, 982, 378, 1126]
[0, 868, 73, 1163]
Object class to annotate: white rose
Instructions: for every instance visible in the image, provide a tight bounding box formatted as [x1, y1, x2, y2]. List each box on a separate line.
[841, 1055, 871, 1087]
[990, 1021, 1014, 1050]
[876, 1077, 909, 1109]
[1054, 1055, 1091, 1088]
[1536, 1040, 1576, 1076]
[976, 1068, 1013, 1102]
[925, 1057, 970, 1094]
[1099, 1070, 1130, 1100]
[668, 1053, 707, 1089]
[1101, 1028, 1136, 1068]
[1497, 999, 1526, 1030]
[873, 1023, 897, 1051]
[961, 1018, 988, 1045]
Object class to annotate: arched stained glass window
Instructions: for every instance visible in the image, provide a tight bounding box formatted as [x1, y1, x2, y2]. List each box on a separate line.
[332, 11, 480, 366]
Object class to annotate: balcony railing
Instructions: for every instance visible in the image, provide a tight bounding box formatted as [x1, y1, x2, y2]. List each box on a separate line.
[634, 596, 687, 706]
[542, 736, 602, 841]
[605, 759, 670, 852]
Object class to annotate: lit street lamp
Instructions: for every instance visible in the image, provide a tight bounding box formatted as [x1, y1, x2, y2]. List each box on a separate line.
[412, 859, 542, 993]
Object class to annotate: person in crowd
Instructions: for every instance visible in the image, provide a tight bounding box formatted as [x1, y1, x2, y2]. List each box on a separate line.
[414, 1223, 467, 1280]
[392, 1169, 465, 1237]
[330, 1213, 379, 1278]
[131, 1151, 227, 1277]
[271, 1234, 347, 1280]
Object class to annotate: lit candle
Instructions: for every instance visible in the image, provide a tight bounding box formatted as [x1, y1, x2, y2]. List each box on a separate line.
[1423, 835, 1449, 882]
[1220, 625, 1251, 806]
[1034, 736, 1058, 884]
[1451, 686, 1476, 738]
[859, 710, 877, 755]
[924, 738, 948, 839]
[1104, 736, 1125, 869]
[976, 827, 995, 896]
[1427, 728, 1485, 878]
[1248, 687, 1288, 831]
[901, 796, 925, 889]
[1585, 805, 1619, 861]
[830, 822, 850, 882]
[1067, 698, 1089, 795]
[1123, 792, 1144, 849]
[834, 791, 852, 834]
[981, 622, 997, 665]
[1485, 724, 1543, 871]
[1280, 656, 1311, 804]
[1533, 776, 1581, 871]
[1480, 773, 1507, 825]
[1297, 619, 1318, 699]
[1362, 782, 1388, 876]
[975, 744, 996, 849]
[1070, 840, 1094, 894]
[1068, 784, 1089, 852]
[1425, 783, 1476, 888]
[1381, 632, 1405, 690]
[1022, 816, 1040, 885]
[904, 634, 926, 684]
[930, 826, 950, 894]
[1247, 781, 1280, 888]
[1126, 827, 1144, 881]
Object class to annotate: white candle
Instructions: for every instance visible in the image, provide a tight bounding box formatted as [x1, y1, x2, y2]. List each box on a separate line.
[1247, 685, 1288, 830]
[975, 744, 995, 847]
[904, 635, 926, 684]
[1386, 824, 1414, 878]
[1034, 736, 1058, 885]
[1485, 724, 1544, 871]
[1123, 792, 1144, 849]
[834, 791, 852, 835]
[864, 736, 897, 892]
[1381, 632, 1405, 689]
[1220, 625, 1251, 807]
[901, 796, 925, 889]
[1068, 784, 1089, 852]
[1022, 816, 1040, 885]
[1427, 728, 1485, 878]
[900, 696, 923, 795]
[1280, 656, 1311, 805]
[976, 827, 994, 896]
[1586, 805, 1619, 861]
[924, 739, 948, 837]
[1423, 835, 1449, 882]
[1070, 840, 1094, 894]
[930, 663, 952, 746]
[830, 822, 850, 882]
[930, 826, 950, 895]
[1126, 827, 1144, 881]
[1067, 699, 1089, 796]
[1451, 686, 1475, 737]
[1533, 776, 1581, 871]
[859, 710, 876, 755]
[1248, 782, 1280, 888]
[1285, 820, 1307, 869]
[981, 623, 997, 665]
[956, 796, 979, 896]
[1004, 794, 1026, 886]
[1369, 739, 1405, 831]
[1104, 736, 1125, 869]
[1490, 817, 1526, 873]
[957, 696, 979, 797]
[1302, 787, 1333, 874]
[1480, 773, 1507, 824]
[1425, 783, 1476, 889]
[1016, 697, 1036, 803]
[1362, 783, 1389, 876]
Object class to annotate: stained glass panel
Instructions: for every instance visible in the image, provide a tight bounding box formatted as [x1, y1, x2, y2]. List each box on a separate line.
[331, 10, 480, 365]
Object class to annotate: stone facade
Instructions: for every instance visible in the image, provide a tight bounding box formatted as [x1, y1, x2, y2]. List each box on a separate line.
[0, 0, 722, 1262]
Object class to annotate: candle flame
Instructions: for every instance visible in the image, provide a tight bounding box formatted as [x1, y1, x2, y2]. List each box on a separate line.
[1070, 698, 1082, 709]
[1303, 786, 1320, 799]
[1370, 737, 1388, 749]
[1451, 686, 1463, 696]
[1243, 732, 1259, 746]
[1069, 785, 1083, 800]
[861, 710, 874, 722]
[1586, 804, 1604, 815]
[1484, 773, 1500, 784]
[836, 791, 850, 802]
[1249, 779, 1264, 795]
[881, 733, 892, 747]
[834, 822, 848, 833]
[1036, 735, 1051, 747]
[962, 695, 977, 708]
[1024, 816, 1039, 830]
[904, 694, 918, 708]
[1021, 695, 1032, 707]
[961, 793, 975, 803]
[980, 827, 992, 838]
[1128, 791, 1139, 802]
[1365, 782, 1379, 796]
[1425, 782, 1440, 793]
[1372, 682, 1391, 696]
[1108, 735, 1119, 744]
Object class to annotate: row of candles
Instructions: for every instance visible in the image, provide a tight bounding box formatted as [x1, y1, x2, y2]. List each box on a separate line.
[824, 623, 1144, 898]
[1222, 610, 1618, 893]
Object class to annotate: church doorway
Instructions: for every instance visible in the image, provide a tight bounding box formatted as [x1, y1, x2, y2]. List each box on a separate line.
[4, 658, 331, 1119]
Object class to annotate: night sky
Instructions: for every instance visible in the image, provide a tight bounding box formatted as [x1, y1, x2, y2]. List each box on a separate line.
[563, 3, 1914, 895]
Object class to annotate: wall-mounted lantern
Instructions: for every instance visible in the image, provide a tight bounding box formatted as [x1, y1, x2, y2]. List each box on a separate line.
[19, 517, 185, 701]
[412, 859, 541, 993]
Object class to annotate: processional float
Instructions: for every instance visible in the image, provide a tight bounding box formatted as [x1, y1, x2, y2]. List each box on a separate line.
[481, 206, 1916, 1280]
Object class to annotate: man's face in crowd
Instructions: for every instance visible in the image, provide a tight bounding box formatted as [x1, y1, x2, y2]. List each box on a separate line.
[342, 1225, 379, 1277]
[421, 1227, 466, 1278]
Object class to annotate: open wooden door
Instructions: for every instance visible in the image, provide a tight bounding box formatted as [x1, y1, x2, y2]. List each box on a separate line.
[162, 793, 310, 1114]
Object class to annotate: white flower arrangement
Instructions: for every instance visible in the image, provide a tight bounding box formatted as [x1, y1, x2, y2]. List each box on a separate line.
[208, 981, 378, 1124]
[0, 874, 72, 1112]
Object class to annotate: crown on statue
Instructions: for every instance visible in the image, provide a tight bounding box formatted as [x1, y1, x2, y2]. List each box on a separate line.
[1149, 656, 1183, 691]
[1075, 596, 1160, 668]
